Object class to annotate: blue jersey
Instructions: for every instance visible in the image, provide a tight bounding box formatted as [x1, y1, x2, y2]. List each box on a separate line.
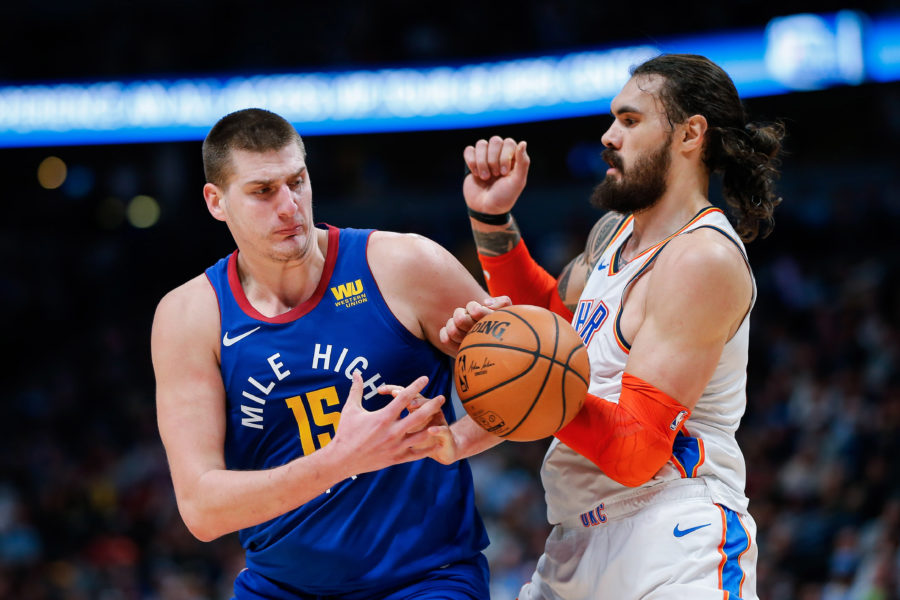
[205, 226, 489, 597]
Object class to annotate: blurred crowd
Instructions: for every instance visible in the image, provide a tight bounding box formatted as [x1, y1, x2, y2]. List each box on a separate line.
[738, 163, 900, 600]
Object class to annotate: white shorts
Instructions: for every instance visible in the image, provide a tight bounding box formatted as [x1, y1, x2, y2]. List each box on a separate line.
[518, 480, 758, 600]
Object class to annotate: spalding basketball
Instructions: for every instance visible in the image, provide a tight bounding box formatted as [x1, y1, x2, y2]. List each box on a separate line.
[454, 304, 589, 441]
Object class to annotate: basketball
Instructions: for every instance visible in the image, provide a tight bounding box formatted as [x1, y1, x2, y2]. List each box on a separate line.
[454, 304, 590, 441]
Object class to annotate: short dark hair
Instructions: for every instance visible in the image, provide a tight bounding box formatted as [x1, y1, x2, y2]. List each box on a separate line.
[202, 108, 306, 187]
[632, 54, 785, 242]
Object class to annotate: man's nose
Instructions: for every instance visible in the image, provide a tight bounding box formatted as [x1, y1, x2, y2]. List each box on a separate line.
[600, 123, 621, 149]
[275, 184, 299, 216]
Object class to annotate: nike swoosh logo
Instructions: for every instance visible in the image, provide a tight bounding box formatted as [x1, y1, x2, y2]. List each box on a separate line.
[673, 523, 711, 537]
[597, 261, 610, 271]
[222, 326, 261, 347]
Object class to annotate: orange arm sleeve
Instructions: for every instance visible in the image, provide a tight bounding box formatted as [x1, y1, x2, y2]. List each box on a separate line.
[554, 373, 691, 487]
[477, 239, 573, 321]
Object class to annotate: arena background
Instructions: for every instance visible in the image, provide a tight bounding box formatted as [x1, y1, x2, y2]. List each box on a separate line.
[2, 2, 899, 598]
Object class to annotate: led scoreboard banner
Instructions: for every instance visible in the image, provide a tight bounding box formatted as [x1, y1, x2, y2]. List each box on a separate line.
[1, 10, 897, 148]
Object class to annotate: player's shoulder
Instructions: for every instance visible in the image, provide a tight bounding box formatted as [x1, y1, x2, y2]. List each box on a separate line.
[666, 226, 744, 266]
[157, 273, 215, 306]
[153, 274, 218, 330]
[654, 228, 749, 292]
[151, 274, 221, 376]
[368, 230, 452, 270]
[367, 229, 482, 309]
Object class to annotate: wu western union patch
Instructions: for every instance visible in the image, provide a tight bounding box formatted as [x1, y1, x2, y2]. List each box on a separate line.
[330, 279, 368, 308]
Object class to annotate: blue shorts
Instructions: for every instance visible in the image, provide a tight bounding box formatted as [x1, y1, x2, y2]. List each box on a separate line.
[233, 553, 490, 600]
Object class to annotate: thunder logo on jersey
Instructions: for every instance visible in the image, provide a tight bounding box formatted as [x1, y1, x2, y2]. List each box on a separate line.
[574, 298, 609, 345]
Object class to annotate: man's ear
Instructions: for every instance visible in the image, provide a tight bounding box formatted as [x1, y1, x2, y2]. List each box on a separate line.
[681, 114, 708, 153]
[203, 182, 227, 222]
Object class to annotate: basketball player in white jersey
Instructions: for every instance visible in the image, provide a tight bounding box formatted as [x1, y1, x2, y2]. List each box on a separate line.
[428, 54, 785, 599]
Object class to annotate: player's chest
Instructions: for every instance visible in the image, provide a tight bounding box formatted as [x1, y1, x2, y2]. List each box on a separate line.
[573, 261, 651, 350]
[221, 327, 396, 463]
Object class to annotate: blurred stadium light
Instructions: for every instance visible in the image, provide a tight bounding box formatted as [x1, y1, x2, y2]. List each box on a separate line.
[0, 10, 897, 148]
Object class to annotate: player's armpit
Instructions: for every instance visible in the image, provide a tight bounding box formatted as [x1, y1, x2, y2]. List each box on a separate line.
[477, 239, 573, 320]
[554, 373, 690, 487]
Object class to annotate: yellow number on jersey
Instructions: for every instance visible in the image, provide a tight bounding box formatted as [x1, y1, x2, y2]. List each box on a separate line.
[285, 385, 342, 455]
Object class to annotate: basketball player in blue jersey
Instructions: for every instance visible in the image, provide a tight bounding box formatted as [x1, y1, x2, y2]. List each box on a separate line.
[427, 55, 785, 599]
[150, 108, 494, 599]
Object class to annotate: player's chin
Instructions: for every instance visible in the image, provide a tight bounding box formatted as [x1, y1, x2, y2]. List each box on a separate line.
[269, 238, 311, 262]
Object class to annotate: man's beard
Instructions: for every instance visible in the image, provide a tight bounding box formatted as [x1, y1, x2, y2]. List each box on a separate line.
[590, 134, 672, 214]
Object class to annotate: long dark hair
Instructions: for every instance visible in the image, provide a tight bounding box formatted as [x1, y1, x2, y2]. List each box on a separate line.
[633, 54, 785, 242]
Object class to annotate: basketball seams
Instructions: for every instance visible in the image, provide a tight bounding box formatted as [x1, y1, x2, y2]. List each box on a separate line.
[463, 311, 559, 438]
[454, 305, 589, 441]
[456, 345, 541, 404]
[563, 345, 590, 387]
[501, 346, 553, 437]
[499, 307, 543, 352]
[506, 325, 557, 436]
[456, 342, 579, 401]
[550, 314, 567, 433]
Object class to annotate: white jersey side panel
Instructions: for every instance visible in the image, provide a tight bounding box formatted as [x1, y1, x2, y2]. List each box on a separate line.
[542, 207, 755, 524]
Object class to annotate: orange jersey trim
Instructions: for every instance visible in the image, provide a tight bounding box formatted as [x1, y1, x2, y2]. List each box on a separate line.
[715, 504, 752, 598]
[734, 513, 752, 596]
[606, 208, 723, 350]
[717, 507, 728, 591]
[671, 426, 706, 478]
[609, 206, 722, 276]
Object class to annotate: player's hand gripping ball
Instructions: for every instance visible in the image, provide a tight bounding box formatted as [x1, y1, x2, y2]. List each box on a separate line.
[454, 304, 589, 441]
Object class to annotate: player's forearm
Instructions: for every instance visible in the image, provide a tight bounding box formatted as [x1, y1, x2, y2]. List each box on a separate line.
[178, 447, 353, 541]
[470, 215, 522, 257]
[475, 236, 574, 319]
[451, 415, 504, 459]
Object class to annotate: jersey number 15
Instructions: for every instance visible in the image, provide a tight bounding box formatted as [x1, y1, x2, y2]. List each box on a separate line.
[285, 386, 342, 455]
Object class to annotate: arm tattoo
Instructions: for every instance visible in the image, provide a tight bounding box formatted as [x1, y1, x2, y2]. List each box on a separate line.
[586, 212, 625, 269]
[555, 211, 625, 311]
[472, 217, 522, 257]
[556, 261, 580, 313]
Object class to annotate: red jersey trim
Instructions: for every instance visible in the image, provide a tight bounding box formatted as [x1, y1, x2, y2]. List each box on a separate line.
[226, 224, 340, 323]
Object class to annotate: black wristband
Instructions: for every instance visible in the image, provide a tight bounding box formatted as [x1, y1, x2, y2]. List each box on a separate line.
[467, 207, 511, 225]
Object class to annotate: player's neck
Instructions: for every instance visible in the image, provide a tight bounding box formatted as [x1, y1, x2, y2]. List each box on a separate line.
[626, 181, 710, 260]
[236, 228, 329, 317]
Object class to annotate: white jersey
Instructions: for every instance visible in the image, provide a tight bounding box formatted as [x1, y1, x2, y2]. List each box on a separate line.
[541, 206, 755, 525]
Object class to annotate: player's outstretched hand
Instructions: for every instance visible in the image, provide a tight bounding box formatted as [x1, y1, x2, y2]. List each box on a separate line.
[330, 373, 446, 475]
[376, 382, 448, 436]
[440, 296, 512, 352]
[378, 382, 458, 463]
[419, 422, 459, 465]
[463, 136, 530, 216]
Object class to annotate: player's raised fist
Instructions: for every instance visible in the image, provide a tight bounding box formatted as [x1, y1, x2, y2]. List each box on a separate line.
[462, 137, 530, 217]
